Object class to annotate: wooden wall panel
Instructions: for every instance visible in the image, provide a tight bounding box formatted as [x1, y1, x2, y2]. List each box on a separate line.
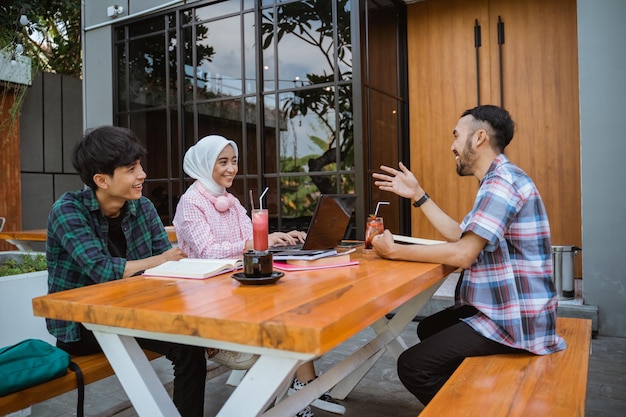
[487, 0, 581, 248]
[407, 0, 488, 238]
[407, 0, 581, 271]
[0, 88, 23, 251]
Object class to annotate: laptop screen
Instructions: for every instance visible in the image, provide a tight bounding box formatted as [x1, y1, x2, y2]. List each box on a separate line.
[302, 194, 357, 250]
[270, 194, 357, 251]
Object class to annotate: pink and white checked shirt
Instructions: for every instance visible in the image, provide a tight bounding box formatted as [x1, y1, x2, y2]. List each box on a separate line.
[173, 182, 252, 259]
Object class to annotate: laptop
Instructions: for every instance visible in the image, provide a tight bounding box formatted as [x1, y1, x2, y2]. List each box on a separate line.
[269, 194, 357, 255]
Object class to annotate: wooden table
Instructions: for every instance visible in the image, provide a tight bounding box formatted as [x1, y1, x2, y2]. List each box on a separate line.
[0, 226, 178, 251]
[32, 252, 455, 417]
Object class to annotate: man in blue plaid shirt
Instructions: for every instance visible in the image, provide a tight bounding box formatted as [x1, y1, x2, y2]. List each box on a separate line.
[372, 105, 565, 405]
[46, 126, 206, 417]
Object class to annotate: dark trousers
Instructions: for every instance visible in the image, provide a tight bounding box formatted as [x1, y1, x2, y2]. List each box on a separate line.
[397, 305, 524, 406]
[57, 324, 206, 417]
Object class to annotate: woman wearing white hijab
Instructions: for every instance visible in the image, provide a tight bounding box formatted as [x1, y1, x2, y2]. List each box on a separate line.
[173, 135, 304, 259]
[173, 135, 346, 416]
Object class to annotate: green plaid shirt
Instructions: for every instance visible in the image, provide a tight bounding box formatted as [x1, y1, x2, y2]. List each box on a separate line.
[46, 188, 171, 342]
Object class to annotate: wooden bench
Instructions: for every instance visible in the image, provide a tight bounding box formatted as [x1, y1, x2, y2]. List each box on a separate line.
[419, 317, 592, 417]
[0, 350, 162, 416]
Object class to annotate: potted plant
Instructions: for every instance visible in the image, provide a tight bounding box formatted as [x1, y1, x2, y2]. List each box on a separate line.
[0, 251, 55, 347]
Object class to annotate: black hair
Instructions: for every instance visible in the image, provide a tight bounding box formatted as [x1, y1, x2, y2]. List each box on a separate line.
[461, 105, 515, 153]
[71, 126, 146, 189]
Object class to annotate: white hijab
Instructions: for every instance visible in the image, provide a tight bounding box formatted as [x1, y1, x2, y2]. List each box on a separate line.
[183, 135, 239, 195]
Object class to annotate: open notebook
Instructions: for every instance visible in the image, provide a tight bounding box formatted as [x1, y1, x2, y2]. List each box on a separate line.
[144, 258, 242, 279]
[269, 194, 357, 259]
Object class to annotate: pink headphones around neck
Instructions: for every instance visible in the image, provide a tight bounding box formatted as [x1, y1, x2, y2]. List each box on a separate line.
[208, 194, 234, 212]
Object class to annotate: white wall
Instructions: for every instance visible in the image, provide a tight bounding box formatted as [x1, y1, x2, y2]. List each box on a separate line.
[578, 0, 626, 337]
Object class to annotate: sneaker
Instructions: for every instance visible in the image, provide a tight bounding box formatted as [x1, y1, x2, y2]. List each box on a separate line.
[288, 378, 346, 415]
[295, 405, 315, 417]
[207, 349, 258, 370]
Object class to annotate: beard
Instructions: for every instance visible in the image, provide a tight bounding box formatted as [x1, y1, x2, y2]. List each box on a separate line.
[455, 137, 476, 177]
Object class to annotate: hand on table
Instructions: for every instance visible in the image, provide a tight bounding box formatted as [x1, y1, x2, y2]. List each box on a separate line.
[371, 229, 397, 258]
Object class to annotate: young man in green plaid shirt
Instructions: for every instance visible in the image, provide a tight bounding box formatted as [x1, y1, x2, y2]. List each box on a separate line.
[46, 126, 206, 417]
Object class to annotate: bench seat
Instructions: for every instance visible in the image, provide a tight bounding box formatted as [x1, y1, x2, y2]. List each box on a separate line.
[0, 350, 162, 416]
[419, 317, 592, 417]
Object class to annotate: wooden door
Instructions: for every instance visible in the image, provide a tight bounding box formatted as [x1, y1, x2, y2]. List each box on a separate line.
[407, 0, 581, 260]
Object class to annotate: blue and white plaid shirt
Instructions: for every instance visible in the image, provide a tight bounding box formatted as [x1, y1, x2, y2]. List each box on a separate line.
[457, 154, 566, 355]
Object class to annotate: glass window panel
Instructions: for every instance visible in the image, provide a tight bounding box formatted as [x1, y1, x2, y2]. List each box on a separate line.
[129, 15, 166, 37]
[169, 109, 182, 179]
[337, 84, 354, 170]
[196, 99, 244, 141]
[260, 177, 280, 232]
[236, 177, 260, 214]
[244, 96, 259, 175]
[196, 16, 242, 99]
[243, 12, 256, 94]
[116, 42, 128, 111]
[260, 7, 276, 92]
[128, 109, 169, 180]
[115, 26, 125, 41]
[280, 176, 320, 218]
[114, 0, 358, 233]
[169, 181, 183, 224]
[262, 94, 280, 173]
[337, 0, 352, 82]
[167, 29, 178, 106]
[128, 34, 167, 110]
[229, 177, 246, 209]
[182, 25, 194, 103]
[194, 1, 240, 21]
[144, 181, 171, 224]
[277, 87, 337, 174]
[183, 104, 196, 152]
[243, 0, 255, 11]
[273, 0, 335, 90]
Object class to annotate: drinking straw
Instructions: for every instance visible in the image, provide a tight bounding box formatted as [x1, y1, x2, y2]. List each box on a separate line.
[259, 187, 269, 210]
[249, 190, 254, 210]
[374, 201, 390, 217]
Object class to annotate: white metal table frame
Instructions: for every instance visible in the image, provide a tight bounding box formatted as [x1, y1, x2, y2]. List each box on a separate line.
[85, 278, 444, 417]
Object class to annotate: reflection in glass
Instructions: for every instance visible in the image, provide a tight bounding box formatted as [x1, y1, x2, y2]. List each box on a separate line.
[167, 29, 178, 107]
[182, 19, 216, 103]
[127, 34, 166, 110]
[129, 109, 169, 178]
[196, 16, 242, 98]
[117, 41, 127, 111]
[243, 12, 256, 94]
[194, 2, 240, 21]
[262, 0, 352, 88]
[114, 0, 357, 233]
[275, 0, 334, 90]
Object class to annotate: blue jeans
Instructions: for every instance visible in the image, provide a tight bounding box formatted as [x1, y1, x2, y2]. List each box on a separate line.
[397, 305, 524, 405]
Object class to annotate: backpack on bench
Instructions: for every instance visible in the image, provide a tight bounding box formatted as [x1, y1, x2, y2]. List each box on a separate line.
[0, 339, 85, 417]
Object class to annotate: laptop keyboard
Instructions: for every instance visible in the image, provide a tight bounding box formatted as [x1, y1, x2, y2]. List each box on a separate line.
[270, 243, 304, 251]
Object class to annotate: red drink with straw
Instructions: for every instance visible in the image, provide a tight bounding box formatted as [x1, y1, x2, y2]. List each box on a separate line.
[364, 201, 389, 250]
[364, 215, 384, 249]
[252, 209, 269, 251]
